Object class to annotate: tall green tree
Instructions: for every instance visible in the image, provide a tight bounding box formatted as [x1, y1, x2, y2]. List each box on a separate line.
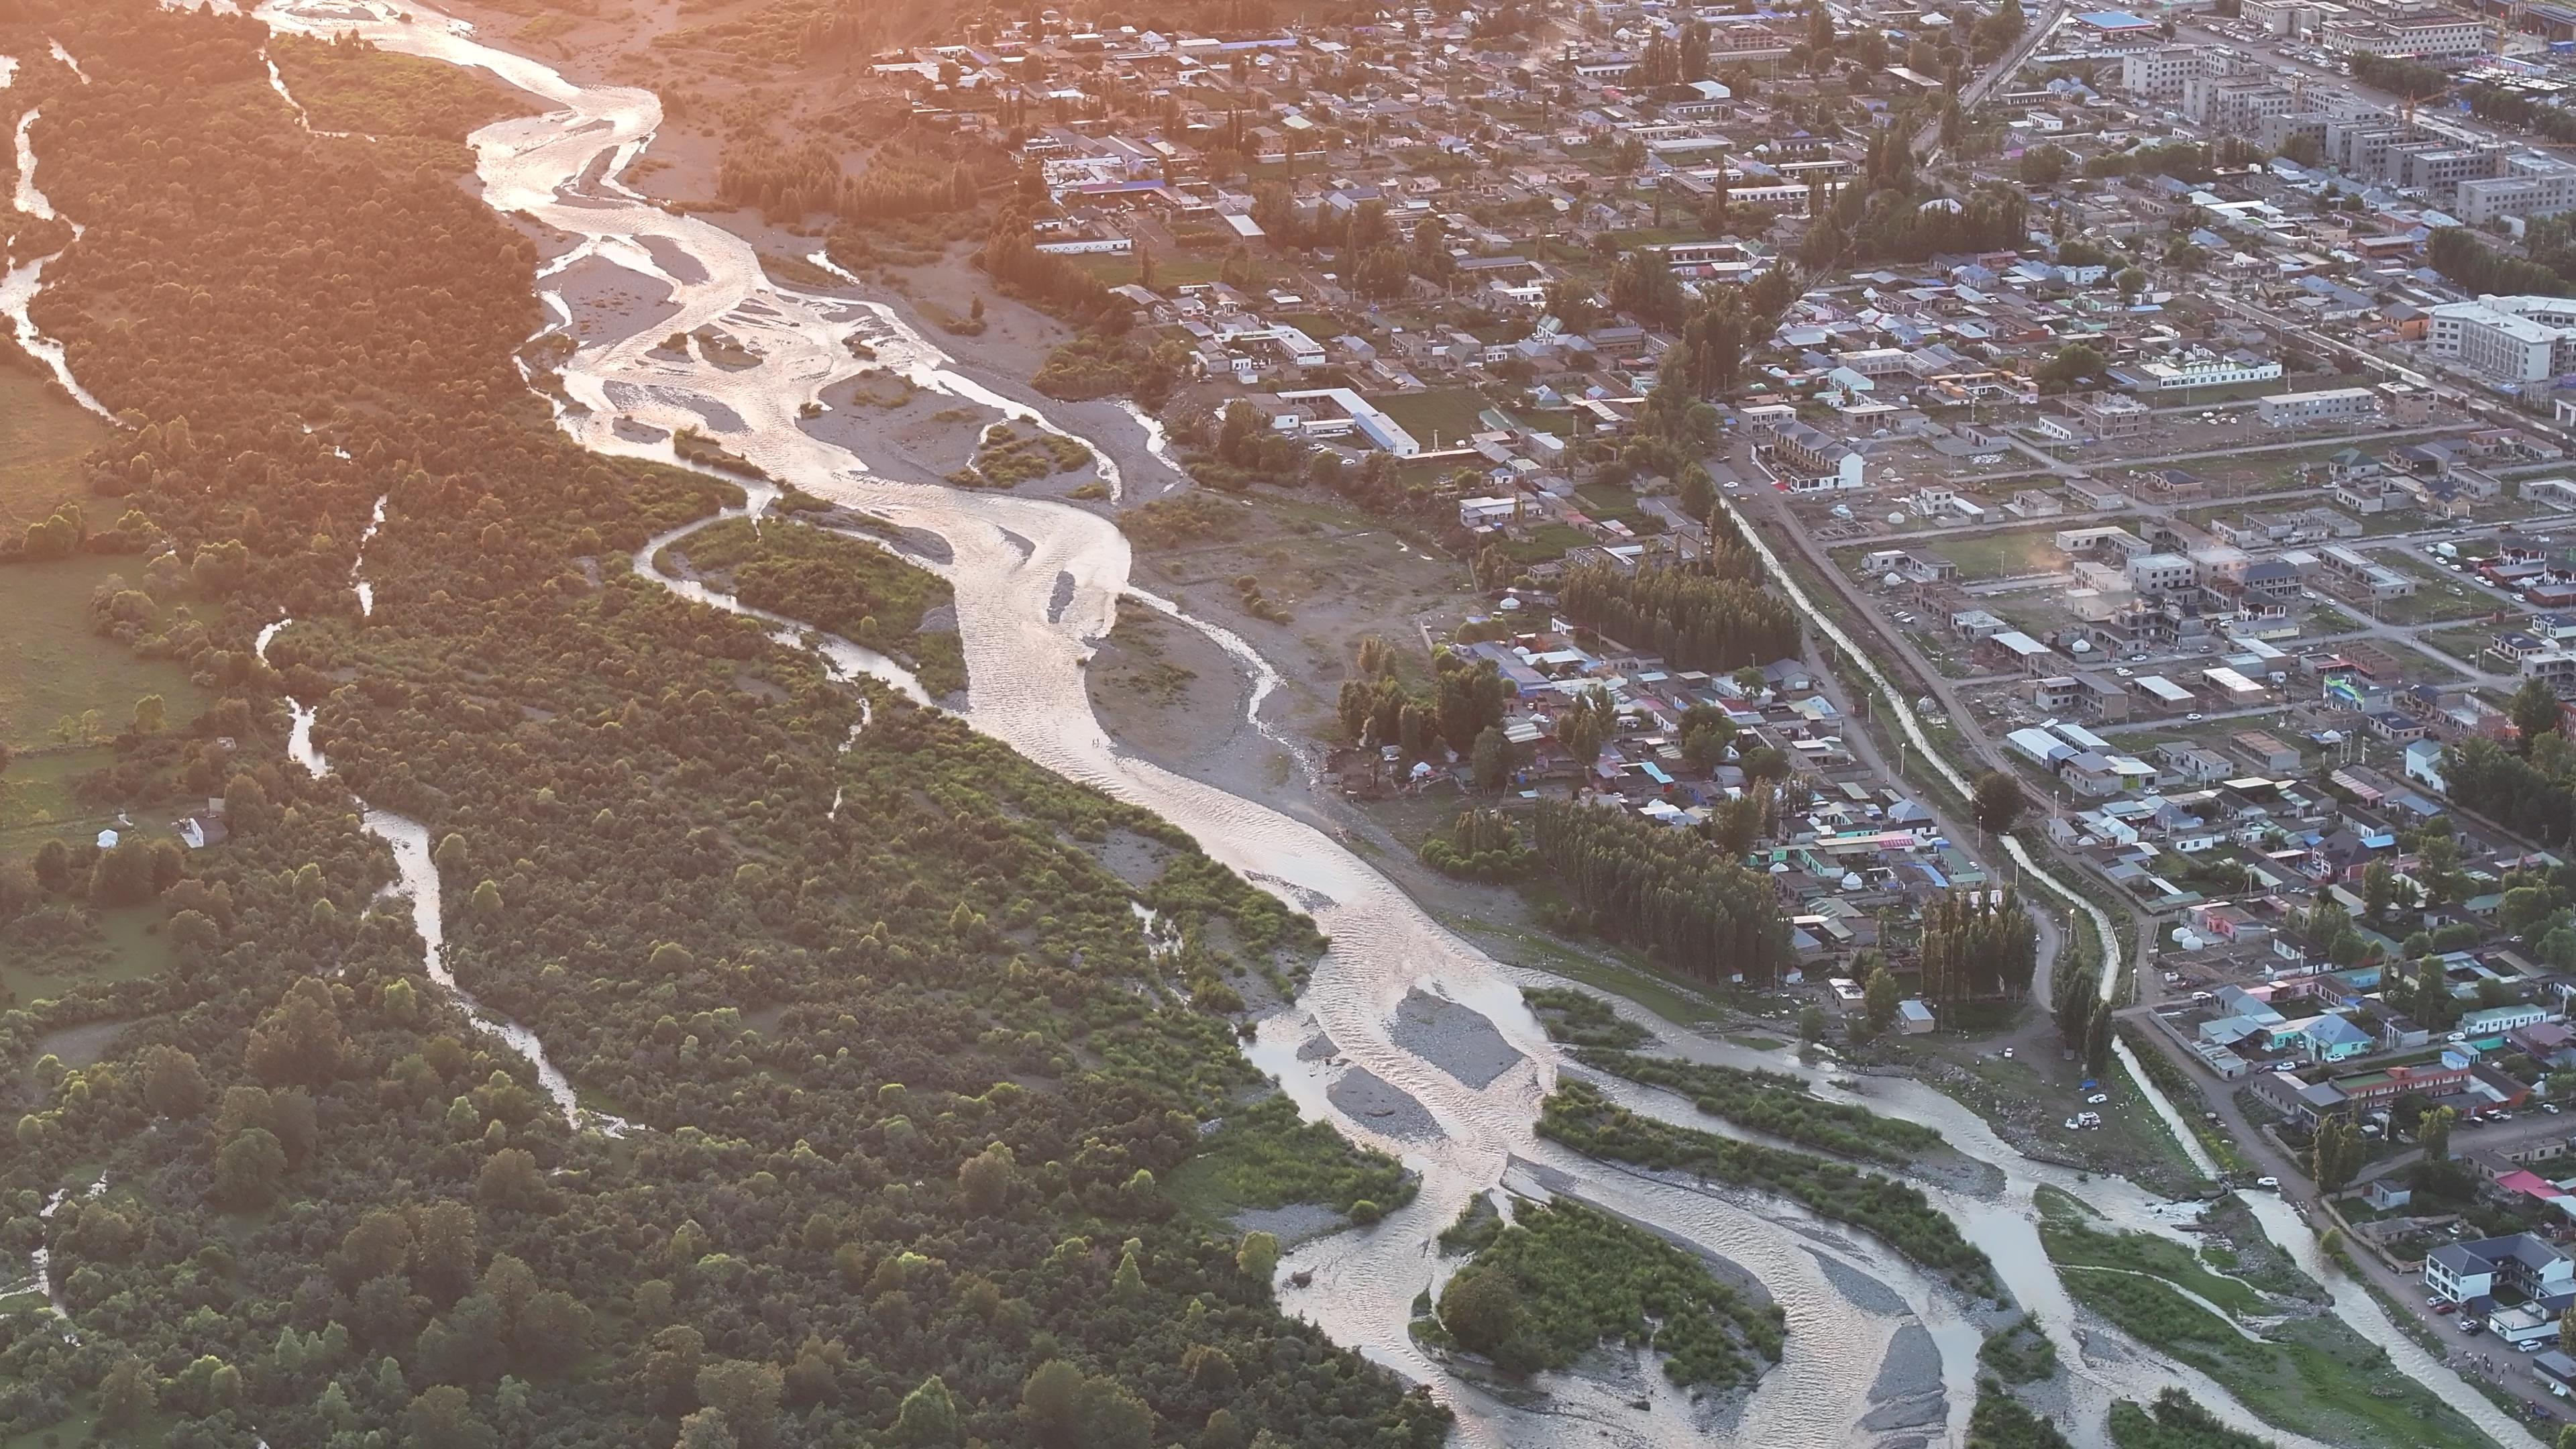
[2513, 677, 2563, 749]
[1972, 771, 2027, 835]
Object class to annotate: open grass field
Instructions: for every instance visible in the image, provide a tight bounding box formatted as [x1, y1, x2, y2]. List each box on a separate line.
[0, 553, 214, 753]
[2037, 1189, 2269, 1317]
[0, 900, 174, 1011]
[1369, 388, 1491, 449]
[0, 745, 119, 857]
[2422, 624, 2504, 666]
[2061, 1269, 2487, 1449]
[0, 369, 113, 535]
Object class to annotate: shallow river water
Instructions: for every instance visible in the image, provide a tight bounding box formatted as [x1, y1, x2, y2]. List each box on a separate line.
[184, 7, 2543, 1444]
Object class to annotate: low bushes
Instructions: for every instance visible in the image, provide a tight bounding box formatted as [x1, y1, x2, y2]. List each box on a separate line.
[1539, 1081, 1996, 1298]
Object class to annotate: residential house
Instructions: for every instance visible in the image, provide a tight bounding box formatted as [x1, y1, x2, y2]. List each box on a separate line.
[2426, 1234, 2576, 1306]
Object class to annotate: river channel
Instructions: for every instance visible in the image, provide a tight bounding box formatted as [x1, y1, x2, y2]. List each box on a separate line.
[129, 7, 2547, 1444]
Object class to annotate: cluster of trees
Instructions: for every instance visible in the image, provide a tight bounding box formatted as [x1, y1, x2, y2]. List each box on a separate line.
[1811, 185, 2027, 267]
[2310, 1114, 2368, 1193]
[1539, 1081, 1998, 1297]
[2106, 1389, 2275, 1449]
[1191, 398, 1312, 492]
[1968, 1385, 2073, 1449]
[664, 516, 967, 697]
[2444, 733, 2576, 847]
[2428, 225, 2572, 298]
[1629, 19, 1723, 89]
[1557, 555, 1800, 676]
[2463, 83, 2576, 144]
[2349, 52, 2452, 101]
[1972, 0, 2029, 64]
[1332, 647, 1511, 761]
[1530, 800, 1792, 986]
[1915, 889, 2039, 1010]
[1434, 1198, 1782, 1387]
[1030, 333, 1190, 407]
[3, 499, 152, 563]
[2050, 953, 2116, 1077]
[1417, 809, 1533, 881]
[0, 6, 1450, 1448]
[267, 32, 530, 148]
[965, 201, 1122, 325]
[2037, 341, 2110, 392]
[716, 138, 990, 225]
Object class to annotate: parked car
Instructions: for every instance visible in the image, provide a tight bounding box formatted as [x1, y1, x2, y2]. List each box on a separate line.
[2436, 1301, 2459, 1315]
[2255, 1176, 2280, 1189]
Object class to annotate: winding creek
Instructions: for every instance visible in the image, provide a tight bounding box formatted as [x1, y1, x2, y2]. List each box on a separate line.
[254, 618, 631, 1136]
[2, 73, 112, 421]
[0, 5, 2492, 1444]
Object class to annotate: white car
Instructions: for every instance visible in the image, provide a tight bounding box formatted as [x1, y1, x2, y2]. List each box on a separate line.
[2086, 1093, 2109, 1105]
[2187, 712, 2204, 720]
[2255, 1176, 2280, 1189]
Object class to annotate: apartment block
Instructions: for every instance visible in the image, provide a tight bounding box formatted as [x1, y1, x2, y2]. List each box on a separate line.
[2120, 44, 2205, 97]
[2182, 73, 2298, 132]
[2321, 14, 2493, 59]
[2457, 154, 2576, 225]
[2427, 296, 2576, 384]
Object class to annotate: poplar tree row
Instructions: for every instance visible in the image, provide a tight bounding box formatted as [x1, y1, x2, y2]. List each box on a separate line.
[1915, 888, 2039, 1006]
[1532, 801, 1792, 985]
[1557, 559, 1800, 674]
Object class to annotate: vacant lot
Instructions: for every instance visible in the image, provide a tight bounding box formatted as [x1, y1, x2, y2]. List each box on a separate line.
[0, 554, 214, 753]
[0, 369, 113, 535]
[1919, 527, 2070, 583]
[2365, 553, 2509, 626]
[1369, 388, 1491, 449]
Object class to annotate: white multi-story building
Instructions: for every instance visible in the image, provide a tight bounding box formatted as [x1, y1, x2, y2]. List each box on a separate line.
[2243, 0, 2318, 35]
[2121, 45, 2205, 97]
[2426, 296, 2576, 384]
[2457, 155, 2576, 225]
[2182, 73, 2298, 131]
[2321, 15, 2493, 59]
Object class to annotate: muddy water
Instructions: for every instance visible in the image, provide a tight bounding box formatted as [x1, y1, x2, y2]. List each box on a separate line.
[237, 4, 2534, 1445]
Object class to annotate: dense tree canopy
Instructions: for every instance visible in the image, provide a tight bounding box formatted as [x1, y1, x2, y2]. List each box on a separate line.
[0, 5, 1446, 1448]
